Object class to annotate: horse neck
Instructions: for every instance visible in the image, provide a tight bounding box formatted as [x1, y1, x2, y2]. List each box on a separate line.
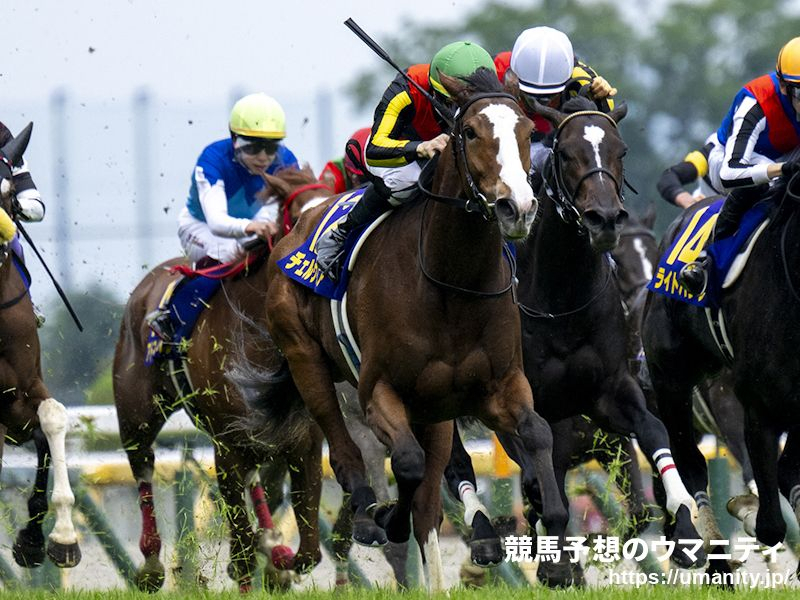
[519, 197, 606, 301]
[419, 160, 507, 292]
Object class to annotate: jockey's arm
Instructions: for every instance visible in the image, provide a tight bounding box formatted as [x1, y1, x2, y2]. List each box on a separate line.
[719, 97, 777, 189]
[0, 122, 44, 222]
[571, 61, 617, 110]
[196, 175, 254, 237]
[366, 76, 421, 168]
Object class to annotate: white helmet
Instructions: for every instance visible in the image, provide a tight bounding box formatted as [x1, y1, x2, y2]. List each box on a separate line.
[510, 27, 574, 95]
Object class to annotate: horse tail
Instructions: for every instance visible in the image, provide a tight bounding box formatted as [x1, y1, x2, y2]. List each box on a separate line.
[225, 357, 314, 454]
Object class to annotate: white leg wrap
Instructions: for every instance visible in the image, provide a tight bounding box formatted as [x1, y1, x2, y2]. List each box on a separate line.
[653, 448, 694, 517]
[38, 398, 78, 545]
[423, 528, 444, 593]
[458, 481, 488, 527]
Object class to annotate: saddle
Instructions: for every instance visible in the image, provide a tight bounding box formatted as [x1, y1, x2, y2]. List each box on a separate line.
[648, 199, 772, 307]
[144, 249, 266, 365]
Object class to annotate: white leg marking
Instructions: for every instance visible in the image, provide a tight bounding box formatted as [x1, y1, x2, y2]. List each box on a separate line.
[423, 528, 445, 592]
[481, 104, 534, 212]
[653, 448, 695, 517]
[633, 237, 654, 280]
[37, 398, 78, 545]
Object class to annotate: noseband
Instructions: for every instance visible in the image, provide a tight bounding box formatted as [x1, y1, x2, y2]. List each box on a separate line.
[542, 110, 625, 226]
[418, 92, 520, 221]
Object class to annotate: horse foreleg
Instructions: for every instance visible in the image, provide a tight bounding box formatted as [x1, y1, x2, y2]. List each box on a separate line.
[285, 424, 324, 574]
[13, 428, 49, 568]
[245, 470, 294, 573]
[777, 427, 800, 578]
[36, 398, 81, 568]
[743, 407, 784, 547]
[443, 423, 502, 567]
[215, 452, 257, 593]
[367, 381, 423, 545]
[410, 421, 451, 593]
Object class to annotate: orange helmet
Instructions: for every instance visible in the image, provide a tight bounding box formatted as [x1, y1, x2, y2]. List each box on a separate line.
[777, 37, 800, 85]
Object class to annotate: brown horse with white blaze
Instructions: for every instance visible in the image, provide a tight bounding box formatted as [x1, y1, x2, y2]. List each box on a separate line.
[265, 70, 569, 590]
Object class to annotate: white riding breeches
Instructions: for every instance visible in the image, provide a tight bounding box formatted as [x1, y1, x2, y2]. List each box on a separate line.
[177, 207, 261, 264]
[366, 161, 421, 206]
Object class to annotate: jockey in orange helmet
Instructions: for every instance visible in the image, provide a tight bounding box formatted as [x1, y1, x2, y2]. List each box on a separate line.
[319, 127, 371, 194]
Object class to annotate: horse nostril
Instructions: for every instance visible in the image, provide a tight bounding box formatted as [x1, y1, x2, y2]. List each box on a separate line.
[495, 198, 518, 223]
[616, 209, 630, 227]
[582, 210, 605, 231]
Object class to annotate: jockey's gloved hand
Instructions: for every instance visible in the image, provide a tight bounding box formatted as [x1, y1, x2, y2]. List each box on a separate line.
[781, 158, 800, 177]
[589, 76, 618, 100]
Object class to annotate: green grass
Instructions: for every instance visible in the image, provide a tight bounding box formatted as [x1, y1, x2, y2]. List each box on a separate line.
[1, 587, 798, 600]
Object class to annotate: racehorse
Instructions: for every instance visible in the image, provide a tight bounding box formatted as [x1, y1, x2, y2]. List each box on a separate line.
[448, 97, 705, 581]
[0, 124, 82, 569]
[642, 177, 800, 576]
[113, 167, 326, 592]
[261, 170, 409, 587]
[265, 69, 570, 590]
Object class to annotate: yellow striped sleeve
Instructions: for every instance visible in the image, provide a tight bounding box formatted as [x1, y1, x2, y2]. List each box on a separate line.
[684, 150, 709, 178]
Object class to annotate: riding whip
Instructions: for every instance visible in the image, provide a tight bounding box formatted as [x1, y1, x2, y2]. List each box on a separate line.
[16, 222, 84, 332]
[343, 18, 455, 129]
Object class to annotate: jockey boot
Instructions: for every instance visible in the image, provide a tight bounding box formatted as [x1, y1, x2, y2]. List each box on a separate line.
[678, 185, 766, 296]
[316, 180, 393, 281]
[144, 308, 175, 343]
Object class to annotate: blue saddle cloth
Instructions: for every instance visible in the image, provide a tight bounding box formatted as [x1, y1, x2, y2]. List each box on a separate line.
[277, 188, 367, 300]
[648, 198, 771, 307]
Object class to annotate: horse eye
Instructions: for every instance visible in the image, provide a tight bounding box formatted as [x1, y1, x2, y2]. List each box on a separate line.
[464, 127, 477, 140]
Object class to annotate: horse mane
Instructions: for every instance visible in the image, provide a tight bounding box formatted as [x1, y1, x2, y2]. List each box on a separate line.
[462, 67, 504, 94]
[560, 96, 597, 114]
[272, 166, 317, 186]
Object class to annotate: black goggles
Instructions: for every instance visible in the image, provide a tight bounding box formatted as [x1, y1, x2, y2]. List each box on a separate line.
[522, 92, 558, 110]
[238, 138, 280, 156]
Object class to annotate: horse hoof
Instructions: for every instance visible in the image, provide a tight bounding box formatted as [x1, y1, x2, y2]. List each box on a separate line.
[469, 537, 503, 567]
[47, 540, 81, 568]
[669, 505, 706, 569]
[271, 544, 295, 570]
[262, 567, 293, 592]
[537, 559, 577, 588]
[136, 562, 166, 592]
[374, 503, 410, 544]
[352, 512, 387, 547]
[706, 558, 734, 590]
[727, 494, 758, 537]
[12, 530, 45, 568]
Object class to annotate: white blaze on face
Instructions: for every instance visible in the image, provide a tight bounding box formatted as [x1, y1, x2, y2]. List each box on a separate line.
[583, 124, 606, 183]
[633, 237, 654, 280]
[480, 104, 534, 212]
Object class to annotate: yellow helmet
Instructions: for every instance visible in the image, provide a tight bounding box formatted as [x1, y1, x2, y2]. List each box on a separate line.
[777, 37, 800, 85]
[229, 93, 286, 139]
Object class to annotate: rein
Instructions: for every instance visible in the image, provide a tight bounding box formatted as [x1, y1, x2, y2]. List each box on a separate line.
[417, 91, 519, 222]
[541, 110, 625, 226]
[282, 183, 332, 234]
[517, 256, 614, 319]
[414, 90, 522, 297]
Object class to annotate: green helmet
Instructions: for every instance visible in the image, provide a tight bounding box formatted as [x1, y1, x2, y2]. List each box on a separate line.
[229, 93, 286, 139]
[429, 41, 496, 97]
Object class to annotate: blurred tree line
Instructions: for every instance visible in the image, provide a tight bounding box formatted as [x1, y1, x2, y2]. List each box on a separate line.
[345, 0, 800, 231]
[38, 284, 122, 406]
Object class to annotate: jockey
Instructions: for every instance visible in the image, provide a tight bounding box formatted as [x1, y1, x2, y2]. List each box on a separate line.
[680, 37, 800, 294]
[0, 121, 46, 326]
[495, 26, 617, 188]
[319, 127, 371, 194]
[657, 135, 723, 208]
[315, 41, 497, 280]
[146, 93, 298, 340]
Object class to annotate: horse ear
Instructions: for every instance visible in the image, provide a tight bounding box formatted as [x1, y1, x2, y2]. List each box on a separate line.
[261, 172, 290, 198]
[642, 201, 657, 229]
[609, 101, 627, 124]
[301, 163, 316, 179]
[1, 122, 33, 166]
[527, 100, 566, 128]
[439, 71, 468, 104]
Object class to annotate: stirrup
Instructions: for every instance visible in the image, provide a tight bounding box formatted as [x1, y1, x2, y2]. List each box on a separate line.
[678, 260, 708, 296]
[145, 309, 174, 342]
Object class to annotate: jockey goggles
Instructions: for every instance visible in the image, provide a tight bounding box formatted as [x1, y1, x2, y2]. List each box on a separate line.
[236, 137, 280, 156]
[521, 91, 558, 110]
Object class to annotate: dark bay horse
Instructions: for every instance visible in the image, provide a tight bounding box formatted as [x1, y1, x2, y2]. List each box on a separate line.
[642, 179, 800, 576]
[449, 97, 705, 581]
[265, 70, 568, 590]
[113, 167, 326, 592]
[0, 124, 81, 569]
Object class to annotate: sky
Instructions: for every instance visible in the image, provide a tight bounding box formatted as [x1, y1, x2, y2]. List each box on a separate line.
[2, 0, 500, 307]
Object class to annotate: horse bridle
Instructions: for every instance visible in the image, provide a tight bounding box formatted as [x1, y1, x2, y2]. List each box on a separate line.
[417, 91, 521, 222]
[281, 182, 331, 235]
[541, 110, 626, 226]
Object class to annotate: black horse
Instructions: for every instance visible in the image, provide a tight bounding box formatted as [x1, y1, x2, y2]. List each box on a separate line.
[642, 178, 800, 576]
[446, 98, 706, 584]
